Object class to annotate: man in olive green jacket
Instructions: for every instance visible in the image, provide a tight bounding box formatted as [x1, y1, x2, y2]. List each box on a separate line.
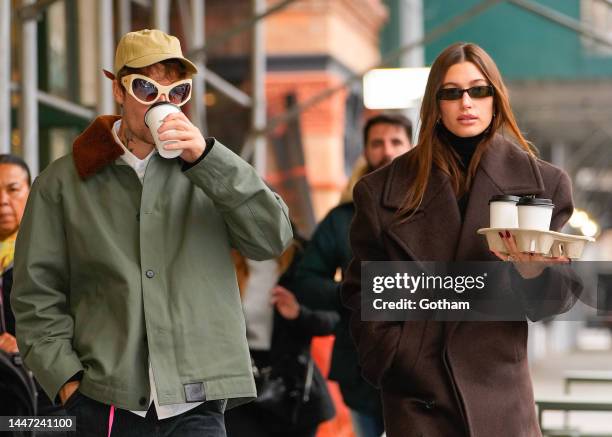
[12, 29, 292, 436]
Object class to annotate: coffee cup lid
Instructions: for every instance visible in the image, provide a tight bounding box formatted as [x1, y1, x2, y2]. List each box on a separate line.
[517, 197, 554, 207]
[489, 195, 521, 204]
[144, 101, 180, 127]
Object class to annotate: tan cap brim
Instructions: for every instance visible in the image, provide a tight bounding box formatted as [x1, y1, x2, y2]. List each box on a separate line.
[123, 53, 198, 75]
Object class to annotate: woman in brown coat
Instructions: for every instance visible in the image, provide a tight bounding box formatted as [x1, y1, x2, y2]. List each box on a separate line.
[341, 43, 576, 437]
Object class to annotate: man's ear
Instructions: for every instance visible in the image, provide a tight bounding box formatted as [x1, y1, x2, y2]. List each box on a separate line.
[112, 80, 125, 106]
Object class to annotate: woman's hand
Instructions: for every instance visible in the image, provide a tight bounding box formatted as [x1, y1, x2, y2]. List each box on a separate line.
[491, 230, 570, 279]
[270, 286, 300, 320]
[0, 332, 18, 353]
[158, 112, 207, 163]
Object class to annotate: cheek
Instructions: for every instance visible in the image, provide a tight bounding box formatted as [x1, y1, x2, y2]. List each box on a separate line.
[479, 100, 494, 120]
[11, 198, 28, 219]
[439, 102, 454, 121]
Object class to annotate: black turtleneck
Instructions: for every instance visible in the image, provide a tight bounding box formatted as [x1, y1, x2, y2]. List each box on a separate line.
[438, 124, 487, 218]
[439, 123, 486, 170]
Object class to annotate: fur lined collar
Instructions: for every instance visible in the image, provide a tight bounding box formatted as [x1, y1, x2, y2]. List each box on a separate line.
[73, 115, 124, 180]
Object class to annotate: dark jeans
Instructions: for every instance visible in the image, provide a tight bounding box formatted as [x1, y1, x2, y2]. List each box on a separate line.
[224, 402, 317, 437]
[63, 391, 226, 437]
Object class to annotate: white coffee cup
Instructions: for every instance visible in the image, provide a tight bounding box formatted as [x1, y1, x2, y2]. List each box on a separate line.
[517, 197, 554, 231]
[489, 195, 520, 229]
[144, 102, 183, 159]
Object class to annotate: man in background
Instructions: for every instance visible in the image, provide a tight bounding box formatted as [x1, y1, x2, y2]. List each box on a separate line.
[294, 114, 414, 437]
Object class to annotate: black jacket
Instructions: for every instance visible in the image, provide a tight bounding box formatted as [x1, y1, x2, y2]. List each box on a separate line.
[294, 203, 382, 416]
[1, 267, 15, 335]
[234, 240, 338, 433]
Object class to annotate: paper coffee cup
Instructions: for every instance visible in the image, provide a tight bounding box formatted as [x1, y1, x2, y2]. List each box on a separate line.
[489, 195, 520, 228]
[144, 102, 183, 159]
[517, 197, 554, 231]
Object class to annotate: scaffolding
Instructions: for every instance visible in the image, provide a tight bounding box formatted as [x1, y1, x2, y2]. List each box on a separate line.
[1, 0, 289, 176]
[3, 0, 612, 180]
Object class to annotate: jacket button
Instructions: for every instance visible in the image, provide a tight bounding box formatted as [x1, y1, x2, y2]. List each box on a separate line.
[425, 400, 435, 410]
[139, 397, 147, 406]
[145, 270, 155, 278]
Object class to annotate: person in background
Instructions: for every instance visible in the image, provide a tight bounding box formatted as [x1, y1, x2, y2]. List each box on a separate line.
[294, 114, 413, 437]
[226, 233, 337, 437]
[0, 154, 31, 351]
[0, 154, 67, 433]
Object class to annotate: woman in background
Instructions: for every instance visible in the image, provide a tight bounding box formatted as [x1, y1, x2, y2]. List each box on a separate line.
[226, 233, 337, 437]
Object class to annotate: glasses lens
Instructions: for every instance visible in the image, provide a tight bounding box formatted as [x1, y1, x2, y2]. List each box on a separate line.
[169, 83, 192, 104]
[467, 86, 493, 98]
[132, 78, 159, 103]
[438, 88, 463, 100]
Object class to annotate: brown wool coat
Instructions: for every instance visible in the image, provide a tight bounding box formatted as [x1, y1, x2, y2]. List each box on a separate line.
[341, 135, 575, 437]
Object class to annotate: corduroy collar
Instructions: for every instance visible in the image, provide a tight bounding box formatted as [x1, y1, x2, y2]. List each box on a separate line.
[72, 115, 124, 180]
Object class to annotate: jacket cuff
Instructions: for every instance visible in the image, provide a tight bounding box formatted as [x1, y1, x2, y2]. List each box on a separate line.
[67, 371, 84, 383]
[181, 137, 215, 171]
[27, 342, 84, 402]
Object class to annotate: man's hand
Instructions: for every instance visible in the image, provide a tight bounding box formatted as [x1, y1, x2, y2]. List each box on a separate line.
[0, 332, 18, 353]
[157, 112, 207, 163]
[270, 286, 300, 320]
[59, 381, 80, 405]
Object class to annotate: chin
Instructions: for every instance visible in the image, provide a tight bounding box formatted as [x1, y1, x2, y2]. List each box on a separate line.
[452, 125, 487, 138]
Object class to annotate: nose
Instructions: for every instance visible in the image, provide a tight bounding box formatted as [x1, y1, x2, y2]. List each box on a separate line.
[158, 93, 169, 103]
[461, 91, 473, 108]
[383, 142, 395, 158]
[0, 190, 8, 206]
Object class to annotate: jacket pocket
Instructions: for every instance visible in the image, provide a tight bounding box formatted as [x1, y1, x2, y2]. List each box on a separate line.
[381, 321, 427, 389]
[358, 322, 403, 387]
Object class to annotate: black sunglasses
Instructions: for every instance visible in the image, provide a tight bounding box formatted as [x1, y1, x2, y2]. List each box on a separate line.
[437, 85, 494, 101]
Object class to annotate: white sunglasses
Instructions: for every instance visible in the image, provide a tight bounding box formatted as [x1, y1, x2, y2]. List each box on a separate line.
[121, 74, 192, 106]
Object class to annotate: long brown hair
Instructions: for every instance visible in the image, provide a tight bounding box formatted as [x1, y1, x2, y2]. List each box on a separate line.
[398, 42, 535, 216]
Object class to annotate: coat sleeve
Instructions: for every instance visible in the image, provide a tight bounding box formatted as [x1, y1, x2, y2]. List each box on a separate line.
[11, 178, 84, 401]
[293, 211, 344, 312]
[290, 306, 340, 337]
[512, 169, 582, 320]
[340, 179, 403, 387]
[184, 139, 293, 260]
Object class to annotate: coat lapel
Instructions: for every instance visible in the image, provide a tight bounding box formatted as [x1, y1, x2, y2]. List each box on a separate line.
[381, 154, 462, 262]
[453, 135, 546, 261]
[446, 135, 546, 342]
[377, 135, 547, 265]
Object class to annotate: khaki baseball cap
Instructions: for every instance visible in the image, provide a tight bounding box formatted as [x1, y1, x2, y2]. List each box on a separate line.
[109, 29, 198, 77]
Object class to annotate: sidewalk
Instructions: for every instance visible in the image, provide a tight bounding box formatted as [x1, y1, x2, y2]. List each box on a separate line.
[531, 346, 612, 434]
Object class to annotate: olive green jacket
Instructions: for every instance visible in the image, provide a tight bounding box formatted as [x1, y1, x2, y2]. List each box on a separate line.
[12, 115, 292, 411]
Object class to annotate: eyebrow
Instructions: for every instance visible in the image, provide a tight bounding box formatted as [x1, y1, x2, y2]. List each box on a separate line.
[441, 79, 488, 87]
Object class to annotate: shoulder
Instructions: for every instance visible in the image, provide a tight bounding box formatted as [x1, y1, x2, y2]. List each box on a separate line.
[310, 203, 354, 241]
[534, 156, 570, 187]
[325, 202, 355, 221]
[30, 154, 80, 200]
[354, 147, 416, 207]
